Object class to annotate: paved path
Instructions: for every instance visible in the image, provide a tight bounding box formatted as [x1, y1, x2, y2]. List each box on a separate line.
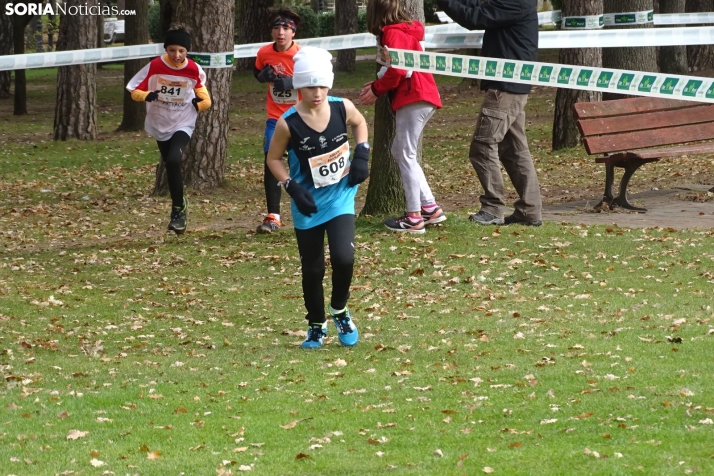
[542, 185, 714, 230]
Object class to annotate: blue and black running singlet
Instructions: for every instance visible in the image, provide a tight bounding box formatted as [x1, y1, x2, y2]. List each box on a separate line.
[283, 97, 358, 230]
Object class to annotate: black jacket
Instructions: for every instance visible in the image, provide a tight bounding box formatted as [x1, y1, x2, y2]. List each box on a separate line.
[437, 0, 538, 94]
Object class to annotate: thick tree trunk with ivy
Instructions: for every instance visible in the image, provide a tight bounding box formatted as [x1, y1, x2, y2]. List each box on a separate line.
[552, 0, 602, 150]
[602, 0, 657, 100]
[335, 0, 357, 72]
[362, 0, 424, 216]
[687, 0, 714, 71]
[234, 0, 274, 71]
[117, 0, 149, 132]
[657, 0, 687, 74]
[0, 1, 12, 99]
[153, 0, 234, 194]
[53, 0, 99, 140]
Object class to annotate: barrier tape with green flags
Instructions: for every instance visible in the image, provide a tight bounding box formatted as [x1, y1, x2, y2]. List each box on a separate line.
[377, 46, 714, 104]
[3, 11, 714, 72]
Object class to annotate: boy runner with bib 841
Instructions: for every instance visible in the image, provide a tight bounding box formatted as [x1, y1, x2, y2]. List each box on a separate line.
[266, 47, 370, 349]
[126, 26, 212, 234]
[254, 7, 302, 233]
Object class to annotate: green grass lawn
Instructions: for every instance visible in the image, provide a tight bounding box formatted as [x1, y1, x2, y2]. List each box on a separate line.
[1, 60, 714, 475]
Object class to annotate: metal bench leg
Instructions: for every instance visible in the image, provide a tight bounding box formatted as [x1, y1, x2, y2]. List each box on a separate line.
[595, 163, 616, 210]
[612, 158, 658, 212]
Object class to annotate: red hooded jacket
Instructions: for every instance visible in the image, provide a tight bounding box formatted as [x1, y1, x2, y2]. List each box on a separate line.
[371, 21, 442, 112]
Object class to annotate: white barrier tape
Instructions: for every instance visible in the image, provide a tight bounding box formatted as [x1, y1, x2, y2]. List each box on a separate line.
[233, 32, 379, 60]
[379, 46, 714, 104]
[422, 27, 714, 50]
[655, 12, 714, 25]
[538, 10, 562, 25]
[562, 15, 605, 30]
[0, 44, 235, 71]
[186, 52, 234, 68]
[604, 10, 654, 26]
[0, 44, 163, 71]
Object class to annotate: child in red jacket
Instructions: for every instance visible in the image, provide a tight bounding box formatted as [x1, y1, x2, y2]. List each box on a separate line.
[360, 0, 444, 234]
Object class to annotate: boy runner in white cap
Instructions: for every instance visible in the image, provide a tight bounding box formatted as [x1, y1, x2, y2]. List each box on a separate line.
[266, 47, 370, 349]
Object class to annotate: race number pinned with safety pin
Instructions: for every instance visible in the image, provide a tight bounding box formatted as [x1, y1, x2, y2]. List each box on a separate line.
[308, 142, 350, 188]
[157, 76, 188, 103]
[271, 85, 298, 105]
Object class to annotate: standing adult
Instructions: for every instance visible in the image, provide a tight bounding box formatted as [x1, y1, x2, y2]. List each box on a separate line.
[437, 0, 543, 226]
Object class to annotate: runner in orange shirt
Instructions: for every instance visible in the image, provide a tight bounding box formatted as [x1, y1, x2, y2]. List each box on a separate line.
[254, 7, 302, 233]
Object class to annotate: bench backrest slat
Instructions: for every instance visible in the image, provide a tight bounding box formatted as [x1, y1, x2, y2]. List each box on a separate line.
[578, 104, 714, 137]
[573, 97, 700, 120]
[583, 122, 714, 155]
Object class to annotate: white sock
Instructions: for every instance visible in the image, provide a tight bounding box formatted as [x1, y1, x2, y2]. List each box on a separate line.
[330, 305, 346, 316]
[270, 213, 281, 221]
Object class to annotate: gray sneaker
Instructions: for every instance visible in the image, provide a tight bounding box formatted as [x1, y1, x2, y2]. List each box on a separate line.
[469, 210, 504, 225]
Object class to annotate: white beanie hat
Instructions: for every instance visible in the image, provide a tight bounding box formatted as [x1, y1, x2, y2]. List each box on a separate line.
[292, 46, 334, 89]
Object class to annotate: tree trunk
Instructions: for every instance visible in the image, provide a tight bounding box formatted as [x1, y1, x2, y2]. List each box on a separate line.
[0, 0, 12, 99]
[335, 0, 357, 72]
[552, 0, 602, 150]
[154, 0, 234, 194]
[12, 14, 34, 115]
[362, 0, 424, 216]
[234, 0, 274, 71]
[687, 0, 714, 71]
[117, 0, 149, 132]
[657, 0, 687, 74]
[53, 0, 99, 140]
[602, 0, 658, 100]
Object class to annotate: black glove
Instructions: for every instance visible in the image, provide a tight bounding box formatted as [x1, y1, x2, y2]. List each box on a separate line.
[285, 179, 318, 216]
[272, 75, 294, 92]
[348, 144, 370, 186]
[256, 65, 278, 83]
[192, 97, 203, 112]
[145, 90, 160, 102]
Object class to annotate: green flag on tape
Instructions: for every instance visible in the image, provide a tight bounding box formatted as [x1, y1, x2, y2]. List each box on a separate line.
[468, 59, 480, 75]
[577, 70, 594, 86]
[451, 57, 463, 74]
[617, 73, 635, 90]
[557, 68, 573, 84]
[597, 71, 614, 88]
[502, 62, 515, 79]
[420, 54, 430, 69]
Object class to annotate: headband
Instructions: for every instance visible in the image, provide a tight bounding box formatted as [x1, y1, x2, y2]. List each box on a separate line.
[164, 29, 191, 51]
[272, 16, 297, 31]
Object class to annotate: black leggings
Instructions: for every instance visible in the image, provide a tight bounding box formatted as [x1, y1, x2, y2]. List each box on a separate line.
[264, 153, 282, 215]
[294, 214, 355, 323]
[157, 131, 191, 208]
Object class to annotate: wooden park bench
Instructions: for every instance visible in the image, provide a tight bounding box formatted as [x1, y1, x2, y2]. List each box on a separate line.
[574, 97, 714, 212]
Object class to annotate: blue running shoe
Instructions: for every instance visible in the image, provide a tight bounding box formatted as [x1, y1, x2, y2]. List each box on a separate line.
[301, 323, 327, 349]
[330, 308, 359, 347]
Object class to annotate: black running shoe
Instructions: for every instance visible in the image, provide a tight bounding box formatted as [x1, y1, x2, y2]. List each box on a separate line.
[168, 197, 188, 234]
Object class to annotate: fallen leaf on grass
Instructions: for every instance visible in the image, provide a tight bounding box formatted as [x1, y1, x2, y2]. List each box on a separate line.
[483, 467, 495, 473]
[295, 453, 311, 460]
[90, 458, 105, 467]
[147, 451, 162, 460]
[57, 410, 69, 419]
[67, 430, 89, 440]
[434, 449, 444, 457]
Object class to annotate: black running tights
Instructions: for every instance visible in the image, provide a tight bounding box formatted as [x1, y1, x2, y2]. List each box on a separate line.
[294, 214, 355, 324]
[157, 131, 191, 208]
[264, 153, 282, 215]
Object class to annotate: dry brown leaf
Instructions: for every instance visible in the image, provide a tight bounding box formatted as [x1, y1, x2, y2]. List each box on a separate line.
[483, 467, 495, 473]
[281, 420, 299, 430]
[147, 450, 162, 460]
[66, 430, 89, 440]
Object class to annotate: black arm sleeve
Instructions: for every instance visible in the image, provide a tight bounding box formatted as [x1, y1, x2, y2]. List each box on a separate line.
[440, 0, 525, 30]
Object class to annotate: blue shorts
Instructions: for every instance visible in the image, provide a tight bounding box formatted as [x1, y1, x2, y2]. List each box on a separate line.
[263, 118, 277, 154]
